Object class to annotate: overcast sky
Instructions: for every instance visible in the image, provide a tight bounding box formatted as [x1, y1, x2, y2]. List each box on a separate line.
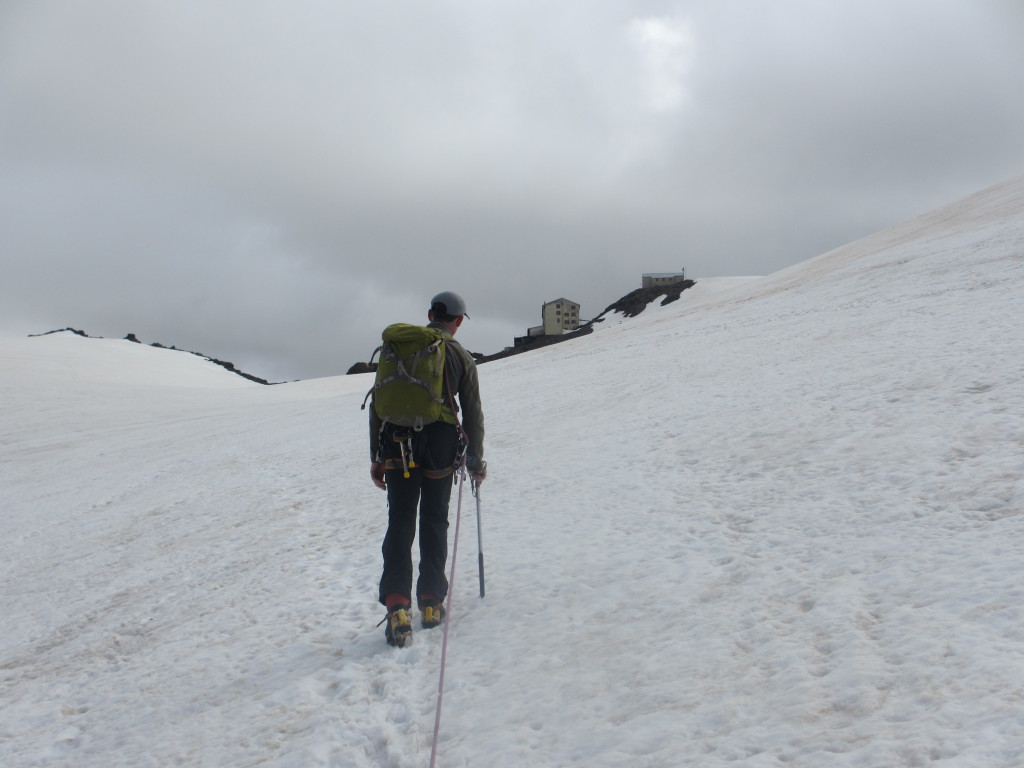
[3, 0, 1023, 381]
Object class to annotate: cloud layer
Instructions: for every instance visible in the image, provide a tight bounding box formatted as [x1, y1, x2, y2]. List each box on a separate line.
[3, 0, 1023, 380]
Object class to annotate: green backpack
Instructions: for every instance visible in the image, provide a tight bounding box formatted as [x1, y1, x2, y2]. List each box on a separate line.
[362, 323, 448, 429]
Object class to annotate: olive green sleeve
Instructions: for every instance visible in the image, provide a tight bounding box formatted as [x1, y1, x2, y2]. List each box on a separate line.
[455, 348, 485, 469]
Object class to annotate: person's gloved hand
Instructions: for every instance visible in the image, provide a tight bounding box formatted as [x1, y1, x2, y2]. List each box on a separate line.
[467, 458, 487, 484]
[370, 461, 386, 490]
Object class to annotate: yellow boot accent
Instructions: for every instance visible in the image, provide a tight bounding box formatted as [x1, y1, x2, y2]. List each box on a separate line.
[421, 604, 446, 629]
[386, 608, 413, 647]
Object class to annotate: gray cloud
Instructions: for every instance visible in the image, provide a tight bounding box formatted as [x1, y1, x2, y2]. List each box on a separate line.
[3, 0, 1023, 380]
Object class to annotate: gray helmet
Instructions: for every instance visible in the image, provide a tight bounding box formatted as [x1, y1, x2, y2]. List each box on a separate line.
[430, 291, 469, 318]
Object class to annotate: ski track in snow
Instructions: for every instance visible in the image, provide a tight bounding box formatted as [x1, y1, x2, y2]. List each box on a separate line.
[3, 175, 1024, 766]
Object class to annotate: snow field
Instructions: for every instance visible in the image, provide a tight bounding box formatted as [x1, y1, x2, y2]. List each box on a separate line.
[2, 174, 1024, 766]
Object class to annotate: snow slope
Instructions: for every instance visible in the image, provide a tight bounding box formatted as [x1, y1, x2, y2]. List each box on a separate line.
[2, 174, 1024, 767]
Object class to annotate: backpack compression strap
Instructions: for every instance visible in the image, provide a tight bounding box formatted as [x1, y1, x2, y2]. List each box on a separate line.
[360, 339, 446, 413]
[375, 340, 445, 402]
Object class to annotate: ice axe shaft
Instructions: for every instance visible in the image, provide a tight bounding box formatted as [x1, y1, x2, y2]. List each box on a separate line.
[474, 482, 485, 598]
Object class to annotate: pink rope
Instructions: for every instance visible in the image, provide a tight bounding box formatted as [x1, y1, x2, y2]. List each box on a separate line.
[429, 467, 466, 768]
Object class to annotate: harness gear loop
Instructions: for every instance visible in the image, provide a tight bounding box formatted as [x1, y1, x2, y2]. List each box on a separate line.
[391, 429, 417, 478]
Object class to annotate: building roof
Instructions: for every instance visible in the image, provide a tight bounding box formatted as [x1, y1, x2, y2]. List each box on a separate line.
[543, 298, 579, 306]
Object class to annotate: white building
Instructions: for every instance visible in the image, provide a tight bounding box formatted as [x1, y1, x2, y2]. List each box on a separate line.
[528, 298, 581, 337]
[642, 269, 686, 288]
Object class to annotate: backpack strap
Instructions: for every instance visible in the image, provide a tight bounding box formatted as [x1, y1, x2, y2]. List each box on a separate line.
[360, 344, 384, 411]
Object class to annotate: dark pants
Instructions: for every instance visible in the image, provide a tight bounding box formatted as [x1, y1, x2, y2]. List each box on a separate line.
[378, 421, 460, 606]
